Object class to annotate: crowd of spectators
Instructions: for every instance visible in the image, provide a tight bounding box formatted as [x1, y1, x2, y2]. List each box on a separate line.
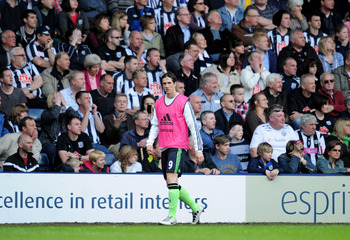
[1, 0, 350, 176]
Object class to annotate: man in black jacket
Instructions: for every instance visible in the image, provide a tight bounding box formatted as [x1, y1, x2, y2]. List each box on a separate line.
[199, 10, 233, 62]
[278, 29, 323, 78]
[288, 74, 316, 130]
[3, 134, 40, 172]
[262, 73, 289, 114]
[314, 0, 343, 35]
[214, 94, 244, 135]
[164, 7, 194, 57]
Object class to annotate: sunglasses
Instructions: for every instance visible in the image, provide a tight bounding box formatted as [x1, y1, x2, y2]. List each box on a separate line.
[324, 79, 334, 84]
[331, 148, 342, 153]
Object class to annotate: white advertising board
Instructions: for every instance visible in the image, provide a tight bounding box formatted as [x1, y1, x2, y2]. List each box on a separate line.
[0, 173, 246, 224]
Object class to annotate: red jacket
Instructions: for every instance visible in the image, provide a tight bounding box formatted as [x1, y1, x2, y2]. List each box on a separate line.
[318, 88, 346, 119]
[80, 160, 110, 173]
[83, 69, 102, 92]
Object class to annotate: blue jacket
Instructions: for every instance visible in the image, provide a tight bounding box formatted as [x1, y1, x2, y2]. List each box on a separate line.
[79, 0, 108, 21]
[126, 5, 155, 31]
[119, 128, 150, 161]
[200, 128, 224, 155]
[217, 6, 244, 31]
[119, 128, 149, 151]
[316, 156, 348, 174]
[248, 157, 285, 174]
[278, 153, 316, 174]
[0, 112, 9, 138]
[319, 52, 344, 73]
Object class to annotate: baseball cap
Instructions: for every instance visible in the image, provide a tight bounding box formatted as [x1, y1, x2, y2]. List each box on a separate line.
[37, 25, 51, 35]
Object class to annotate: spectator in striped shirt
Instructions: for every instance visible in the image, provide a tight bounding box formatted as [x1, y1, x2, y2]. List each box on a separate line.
[154, 0, 177, 38]
[125, 31, 148, 67]
[114, 55, 140, 94]
[144, 48, 167, 98]
[26, 25, 56, 73]
[267, 10, 290, 56]
[303, 13, 327, 54]
[9, 47, 46, 109]
[125, 69, 153, 115]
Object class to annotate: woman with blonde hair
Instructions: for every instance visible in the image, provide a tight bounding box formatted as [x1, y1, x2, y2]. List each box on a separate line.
[111, 10, 130, 47]
[80, 150, 110, 173]
[318, 36, 344, 73]
[110, 145, 142, 173]
[191, 32, 212, 72]
[326, 118, 350, 167]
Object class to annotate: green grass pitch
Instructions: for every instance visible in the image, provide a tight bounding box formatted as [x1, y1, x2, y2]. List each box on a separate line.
[0, 224, 349, 240]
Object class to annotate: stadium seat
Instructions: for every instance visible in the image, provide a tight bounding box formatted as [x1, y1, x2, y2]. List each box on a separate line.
[28, 108, 45, 125]
[28, 108, 45, 133]
[39, 153, 50, 171]
[105, 154, 116, 167]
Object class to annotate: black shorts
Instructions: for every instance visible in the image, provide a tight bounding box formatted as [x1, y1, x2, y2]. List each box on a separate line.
[161, 148, 186, 180]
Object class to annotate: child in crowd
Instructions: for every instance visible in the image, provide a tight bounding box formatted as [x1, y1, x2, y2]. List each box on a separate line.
[228, 122, 250, 171]
[231, 84, 249, 121]
[305, 58, 320, 90]
[335, 24, 350, 56]
[248, 142, 284, 180]
[65, 158, 80, 173]
[80, 150, 110, 173]
[212, 134, 242, 174]
[110, 145, 142, 173]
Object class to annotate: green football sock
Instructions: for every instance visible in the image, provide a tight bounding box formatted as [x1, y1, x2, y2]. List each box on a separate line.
[168, 184, 180, 220]
[179, 186, 199, 212]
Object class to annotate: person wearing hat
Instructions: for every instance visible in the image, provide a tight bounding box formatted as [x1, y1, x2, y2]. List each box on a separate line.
[267, 10, 290, 56]
[26, 25, 57, 73]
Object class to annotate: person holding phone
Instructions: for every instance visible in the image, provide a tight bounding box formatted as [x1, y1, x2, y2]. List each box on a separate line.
[103, 93, 135, 159]
[140, 94, 156, 121]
